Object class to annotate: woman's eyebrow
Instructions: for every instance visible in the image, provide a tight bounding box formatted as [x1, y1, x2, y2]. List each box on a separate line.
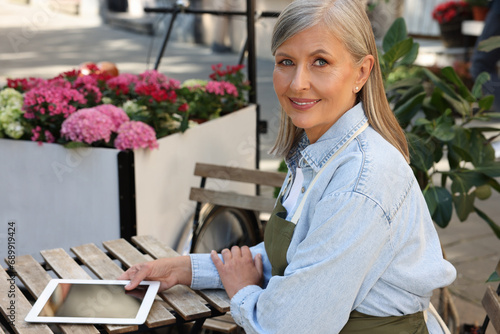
[275, 51, 292, 58]
[309, 49, 331, 56]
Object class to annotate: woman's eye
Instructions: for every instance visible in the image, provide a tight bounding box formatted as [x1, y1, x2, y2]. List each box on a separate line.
[314, 59, 328, 66]
[279, 59, 293, 66]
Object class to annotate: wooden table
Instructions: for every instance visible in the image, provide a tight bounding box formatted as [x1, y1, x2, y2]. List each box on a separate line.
[0, 235, 232, 334]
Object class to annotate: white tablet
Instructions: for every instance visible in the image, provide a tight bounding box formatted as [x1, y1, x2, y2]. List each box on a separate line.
[25, 279, 160, 325]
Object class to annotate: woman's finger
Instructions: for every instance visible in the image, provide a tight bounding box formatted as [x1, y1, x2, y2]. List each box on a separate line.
[255, 253, 263, 278]
[211, 250, 223, 269]
[124, 264, 150, 290]
[240, 246, 251, 258]
[231, 245, 242, 257]
[221, 248, 232, 261]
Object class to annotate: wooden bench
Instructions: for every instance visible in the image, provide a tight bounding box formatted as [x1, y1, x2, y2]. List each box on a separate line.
[0, 235, 231, 334]
[190, 162, 286, 214]
[480, 260, 500, 334]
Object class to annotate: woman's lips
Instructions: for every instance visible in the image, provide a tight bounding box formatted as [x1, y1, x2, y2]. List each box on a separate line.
[289, 98, 321, 110]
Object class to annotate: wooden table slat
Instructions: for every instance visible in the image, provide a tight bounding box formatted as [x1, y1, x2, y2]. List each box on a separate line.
[132, 235, 231, 313]
[40, 248, 137, 334]
[9, 255, 52, 298]
[132, 235, 179, 259]
[0, 268, 53, 334]
[8, 255, 99, 334]
[70, 244, 123, 280]
[71, 244, 177, 327]
[103, 239, 211, 321]
[40, 249, 91, 280]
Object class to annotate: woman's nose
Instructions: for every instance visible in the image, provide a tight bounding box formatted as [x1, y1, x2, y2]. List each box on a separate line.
[290, 65, 310, 91]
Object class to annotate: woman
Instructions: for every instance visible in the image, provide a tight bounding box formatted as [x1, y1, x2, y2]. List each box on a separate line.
[120, 0, 456, 333]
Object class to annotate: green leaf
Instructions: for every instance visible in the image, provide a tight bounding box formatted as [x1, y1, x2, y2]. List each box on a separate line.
[479, 95, 495, 111]
[478, 35, 500, 52]
[394, 91, 426, 125]
[382, 17, 408, 52]
[441, 67, 475, 102]
[385, 77, 422, 92]
[423, 68, 460, 101]
[469, 129, 495, 165]
[424, 186, 453, 228]
[431, 122, 455, 142]
[482, 112, 500, 118]
[64, 142, 89, 149]
[382, 38, 414, 69]
[471, 72, 491, 99]
[407, 133, 434, 171]
[448, 127, 472, 163]
[487, 177, 500, 193]
[475, 206, 500, 239]
[449, 171, 487, 221]
[427, 109, 455, 142]
[415, 118, 432, 126]
[486, 270, 500, 282]
[398, 42, 420, 67]
[475, 161, 500, 178]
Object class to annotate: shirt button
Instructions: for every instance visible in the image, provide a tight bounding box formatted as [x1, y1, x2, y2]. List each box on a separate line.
[301, 187, 306, 193]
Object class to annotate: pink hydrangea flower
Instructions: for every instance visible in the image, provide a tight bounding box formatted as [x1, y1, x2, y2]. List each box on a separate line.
[23, 85, 87, 119]
[106, 73, 139, 95]
[60, 108, 114, 144]
[95, 104, 129, 131]
[139, 70, 180, 89]
[114, 121, 158, 150]
[205, 81, 238, 97]
[72, 75, 102, 104]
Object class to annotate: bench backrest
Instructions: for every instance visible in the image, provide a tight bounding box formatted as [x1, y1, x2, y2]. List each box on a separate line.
[189, 163, 286, 214]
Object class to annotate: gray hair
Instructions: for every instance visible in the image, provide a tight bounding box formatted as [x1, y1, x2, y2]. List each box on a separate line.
[269, 0, 409, 162]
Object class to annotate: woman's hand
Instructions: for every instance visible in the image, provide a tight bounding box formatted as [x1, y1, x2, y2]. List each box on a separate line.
[211, 246, 263, 299]
[118, 256, 192, 291]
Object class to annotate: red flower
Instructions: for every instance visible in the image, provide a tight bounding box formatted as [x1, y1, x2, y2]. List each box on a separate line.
[432, 1, 471, 24]
[178, 103, 189, 112]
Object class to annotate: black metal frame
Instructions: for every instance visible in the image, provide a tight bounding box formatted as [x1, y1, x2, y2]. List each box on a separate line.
[118, 151, 137, 241]
[143, 1, 280, 172]
[117, 2, 281, 243]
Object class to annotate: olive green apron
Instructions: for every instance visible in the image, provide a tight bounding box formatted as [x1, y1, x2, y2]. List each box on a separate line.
[263, 122, 428, 334]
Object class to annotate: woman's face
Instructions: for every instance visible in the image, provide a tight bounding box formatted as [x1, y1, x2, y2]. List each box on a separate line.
[273, 24, 366, 143]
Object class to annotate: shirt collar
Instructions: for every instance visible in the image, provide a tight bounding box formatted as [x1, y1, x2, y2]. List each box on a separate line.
[286, 102, 368, 173]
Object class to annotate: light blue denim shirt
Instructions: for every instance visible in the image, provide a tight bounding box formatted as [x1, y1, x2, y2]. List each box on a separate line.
[190, 103, 456, 334]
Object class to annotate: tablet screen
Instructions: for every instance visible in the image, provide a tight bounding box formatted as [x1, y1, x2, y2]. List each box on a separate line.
[39, 283, 148, 318]
[25, 279, 160, 325]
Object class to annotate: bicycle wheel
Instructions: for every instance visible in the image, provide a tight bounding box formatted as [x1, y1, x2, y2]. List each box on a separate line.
[191, 204, 262, 254]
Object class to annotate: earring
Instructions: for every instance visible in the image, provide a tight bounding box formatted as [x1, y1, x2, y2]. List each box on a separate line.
[355, 87, 359, 92]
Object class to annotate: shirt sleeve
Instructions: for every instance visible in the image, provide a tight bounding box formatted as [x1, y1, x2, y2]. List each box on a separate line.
[190, 242, 273, 290]
[229, 192, 393, 334]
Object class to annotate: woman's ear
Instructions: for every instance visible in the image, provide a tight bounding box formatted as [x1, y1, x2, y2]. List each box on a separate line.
[355, 55, 375, 89]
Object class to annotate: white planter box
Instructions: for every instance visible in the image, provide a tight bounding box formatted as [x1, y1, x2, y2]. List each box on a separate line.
[134, 104, 257, 247]
[0, 105, 256, 261]
[0, 139, 121, 262]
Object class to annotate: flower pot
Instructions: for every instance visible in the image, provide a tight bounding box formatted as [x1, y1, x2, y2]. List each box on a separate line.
[439, 20, 476, 48]
[0, 105, 256, 260]
[472, 6, 489, 21]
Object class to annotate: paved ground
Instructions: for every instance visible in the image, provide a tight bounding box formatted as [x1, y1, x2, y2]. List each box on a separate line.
[1, 1, 499, 333]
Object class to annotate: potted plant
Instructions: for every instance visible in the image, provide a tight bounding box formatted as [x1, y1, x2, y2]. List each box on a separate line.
[464, 0, 491, 20]
[432, 1, 475, 47]
[380, 17, 500, 237]
[0, 62, 257, 258]
[380, 18, 500, 330]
